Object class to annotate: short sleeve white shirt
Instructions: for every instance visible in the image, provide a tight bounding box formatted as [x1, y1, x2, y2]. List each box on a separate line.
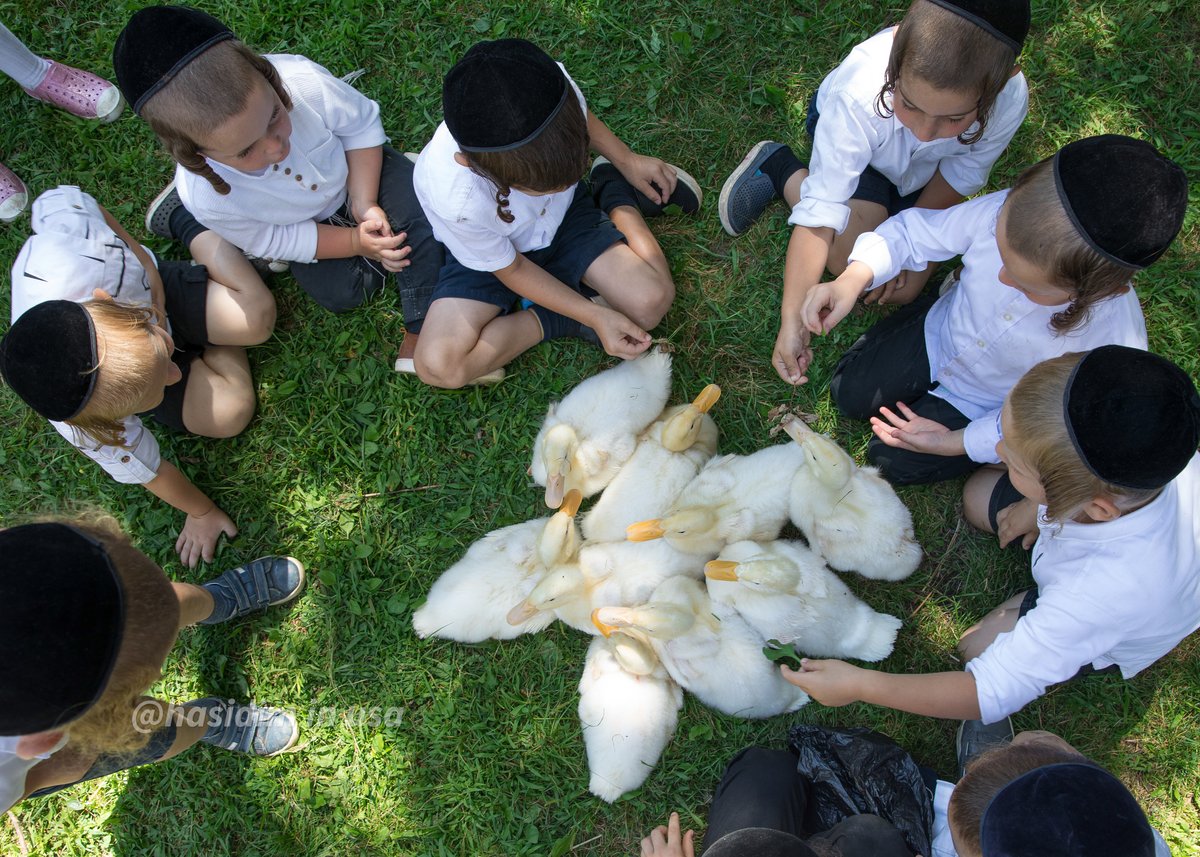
[0, 734, 70, 814]
[848, 191, 1147, 462]
[9, 186, 163, 485]
[176, 54, 386, 264]
[789, 28, 1028, 234]
[413, 66, 588, 272]
[967, 456, 1200, 724]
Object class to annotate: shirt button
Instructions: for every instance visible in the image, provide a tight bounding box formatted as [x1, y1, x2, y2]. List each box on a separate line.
[977, 339, 986, 348]
[1003, 313, 1013, 321]
[120, 455, 131, 463]
[284, 168, 292, 175]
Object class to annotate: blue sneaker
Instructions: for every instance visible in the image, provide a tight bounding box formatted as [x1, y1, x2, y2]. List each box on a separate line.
[199, 556, 306, 625]
[719, 140, 784, 236]
[590, 157, 702, 217]
[191, 698, 299, 756]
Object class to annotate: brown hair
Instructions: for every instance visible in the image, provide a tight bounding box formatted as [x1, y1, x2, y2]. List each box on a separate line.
[877, 0, 1019, 144]
[1008, 353, 1161, 521]
[1004, 158, 1138, 332]
[460, 91, 589, 223]
[29, 511, 179, 758]
[66, 301, 167, 448]
[948, 741, 1099, 857]
[140, 39, 293, 195]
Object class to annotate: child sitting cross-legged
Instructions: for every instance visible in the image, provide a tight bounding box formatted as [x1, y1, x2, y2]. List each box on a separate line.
[783, 346, 1200, 770]
[411, 39, 701, 389]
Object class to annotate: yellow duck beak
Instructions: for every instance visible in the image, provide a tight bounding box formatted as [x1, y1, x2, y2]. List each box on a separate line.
[544, 473, 565, 509]
[703, 560, 740, 581]
[591, 608, 618, 638]
[780, 414, 810, 446]
[693, 384, 721, 413]
[559, 488, 582, 517]
[626, 519, 665, 542]
[506, 599, 539, 626]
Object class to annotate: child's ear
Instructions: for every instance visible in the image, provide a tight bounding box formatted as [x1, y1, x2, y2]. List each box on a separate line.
[15, 730, 65, 759]
[1083, 495, 1123, 522]
[1009, 64, 1022, 79]
[91, 289, 114, 302]
[453, 152, 469, 168]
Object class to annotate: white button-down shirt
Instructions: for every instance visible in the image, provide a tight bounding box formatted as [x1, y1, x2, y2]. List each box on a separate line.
[413, 67, 588, 273]
[848, 191, 1147, 462]
[789, 28, 1028, 234]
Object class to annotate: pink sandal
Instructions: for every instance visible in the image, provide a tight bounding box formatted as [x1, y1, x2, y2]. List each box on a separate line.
[0, 162, 28, 223]
[24, 59, 124, 123]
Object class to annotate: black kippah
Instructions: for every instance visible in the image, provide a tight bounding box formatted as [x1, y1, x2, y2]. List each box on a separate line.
[0, 300, 98, 421]
[925, 0, 1031, 53]
[442, 39, 569, 152]
[980, 763, 1155, 857]
[705, 828, 818, 857]
[1064, 345, 1200, 490]
[1053, 135, 1188, 269]
[113, 5, 235, 115]
[0, 523, 126, 735]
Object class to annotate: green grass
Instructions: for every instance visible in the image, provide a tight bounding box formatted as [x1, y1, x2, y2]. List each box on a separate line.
[2, 0, 1198, 854]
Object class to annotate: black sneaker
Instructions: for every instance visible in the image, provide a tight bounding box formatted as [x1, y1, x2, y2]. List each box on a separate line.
[589, 157, 702, 217]
[199, 556, 306, 625]
[718, 140, 785, 236]
[957, 716, 1014, 779]
[145, 179, 182, 239]
[191, 698, 299, 756]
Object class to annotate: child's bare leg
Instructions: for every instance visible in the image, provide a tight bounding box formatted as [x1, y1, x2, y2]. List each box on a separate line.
[187, 230, 276, 346]
[415, 298, 540, 389]
[582, 225, 674, 330]
[781, 168, 809, 208]
[963, 466, 1007, 534]
[181, 345, 255, 438]
[828, 199, 888, 276]
[958, 591, 1029, 662]
[174, 581, 215, 628]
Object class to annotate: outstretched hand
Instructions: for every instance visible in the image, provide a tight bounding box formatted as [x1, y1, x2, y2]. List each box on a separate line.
[772, 319, 813, 385]
[640, 812, 695, 857]
[176, 505, 237, 568]
[799, 279, 859, 335]
[780, 658, 866, 707]
[592, 306, 652, 359]
[869, 402, 964, 457]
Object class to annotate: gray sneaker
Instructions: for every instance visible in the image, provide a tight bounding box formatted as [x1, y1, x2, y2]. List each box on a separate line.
[719, 140, 784, 236]
[199, 556, 306, 625]
[191, 698, 299, 756]
[957, 716, 1014, 779]
[145, 179, 182, 238]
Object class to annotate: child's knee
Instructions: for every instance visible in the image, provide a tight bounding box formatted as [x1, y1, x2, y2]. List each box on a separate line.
[243, 290, 277, 344]
[207, 386, 256, 437]
[413, 344, 472, 390]
[623, 269, 675, 329]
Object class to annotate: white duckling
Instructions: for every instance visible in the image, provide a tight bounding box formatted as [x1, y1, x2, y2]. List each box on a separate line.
[577, 634, 683, 802]
[625, 443, 804, 556]
[507, 538, 702, 635]
[583, 387, 720, 542]
[531, 349, 673, 507]
[783, 416, 922, 581]
[413, 491, 583, 642]
[704, 540, 902, 662]
[592, 576, 809, 718]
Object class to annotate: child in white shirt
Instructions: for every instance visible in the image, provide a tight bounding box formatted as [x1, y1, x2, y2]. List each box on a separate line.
[800, 135, 1187, 484]
[114, 6, 441, 323]
[411, 39, 701, 389]
[717, 0, 1030, 386]
[782, 347, 1200, 750]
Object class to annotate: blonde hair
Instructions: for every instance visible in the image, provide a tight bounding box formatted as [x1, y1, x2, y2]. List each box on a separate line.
[1005, 159, 1138, 332]
[139, 39, 293, 195]
[878, 0, 1020, 144]
[1008, 353, 1160, 521]
[949, 742, 1096, 857]
[66, 301, 166, 449]
[26, 511, 179, 758]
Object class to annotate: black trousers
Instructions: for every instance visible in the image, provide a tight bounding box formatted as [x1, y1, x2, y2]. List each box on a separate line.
[290, 146, 443, 320]
[829, 293, 977, 485]
[702, 747, 913, 857]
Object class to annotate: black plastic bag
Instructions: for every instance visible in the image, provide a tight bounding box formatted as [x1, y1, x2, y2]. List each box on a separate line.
[788, 724, 933, 856]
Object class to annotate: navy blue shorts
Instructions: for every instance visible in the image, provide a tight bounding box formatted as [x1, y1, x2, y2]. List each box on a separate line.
[143, 260, 209, 433]
[419, 182, 624, 326]
[806, 95, 922, 217]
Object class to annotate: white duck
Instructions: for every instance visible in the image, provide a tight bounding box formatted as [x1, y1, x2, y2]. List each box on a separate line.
[582, 387, 720, 542]
[507, 538, 703, 635]
[625, 443, 804, 556]
[412, 491, 583, 642]
[592, 576, 809, 718]
[783, 416, 922, 581]
[577, 634, 683, 802]
[531, 349, 673, 507]
[704, 540, 902, 662]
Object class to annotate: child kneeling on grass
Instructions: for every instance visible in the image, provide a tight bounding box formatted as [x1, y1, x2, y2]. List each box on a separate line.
[640, 730, 1170, 856]
[0, 186, 269, 568]
[0, 516, 304, 814]
[410, 39, 701, 389]
[782, 346, 1200, 771]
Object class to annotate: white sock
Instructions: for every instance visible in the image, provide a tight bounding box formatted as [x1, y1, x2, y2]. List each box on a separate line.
[0, 22, 50, 89]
